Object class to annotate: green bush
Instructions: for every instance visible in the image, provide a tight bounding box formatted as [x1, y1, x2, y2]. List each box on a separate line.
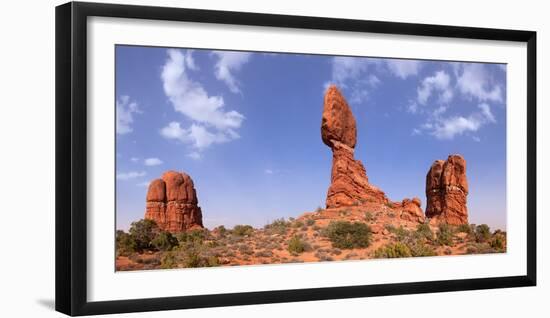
[287, 235, 310, 254]
[490, 233, 506, 251]
[416, 223, 434, 241]
[177, 228, 207, 246]
[363, 211, 375, 222]
[128, 219, 159, 251]
[475, 224, 492, 243]
[264, 218, 289, 235]
[152, 231, 178, 251]
[160, 252, 177, 269]
[232, 224, 254, 236]
[183, 250, 220, 268]
[374, 242, 412, 258]
[116, 230, 138, 255]
[408, 241, 437, 257]
[436, 223, 454, 246]
[306, 219, 316, 226]
[456, 223, 473, 234]
[325, 221, 372, 249]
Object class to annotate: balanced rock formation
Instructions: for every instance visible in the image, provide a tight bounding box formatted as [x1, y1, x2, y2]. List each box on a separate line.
[144, 170, 203, 233]
[425, 155, 469, 225]
[322, 85, 388, 208]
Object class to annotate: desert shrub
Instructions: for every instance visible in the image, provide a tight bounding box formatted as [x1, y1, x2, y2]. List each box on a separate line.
[306, 219, 316, 226]
[160, 252, 177, 269]
[255, 250, 274, 258]
[214, 225, 227, 236]
[391, 226, 410, 242]
[264, 218, 289, 235]
[475, 224, 492, 243]
[363, 211, 375, 222]
[128, 219, 159, 251]
[288, 235, 310, 254]
[183, 249, 220, 268]
[490, 233, 506, 251]
[177, 228, 207, 246]
[325, 221, 372, 249]
[292, 220, 305, 228]
[408, 242, 437, 257]
[232, 224, 254, 236]
[330, 248, 342, 255]
[116, 230, 138, 255]
[374, 242, 412, 258]
[456, 223, 473, 234]
[152, 231, 178, 251]
[436, 223, 454, 246]
[416, 223, 434, 241]
[238, 244, 254, 255]
[465, 242, 496, 254]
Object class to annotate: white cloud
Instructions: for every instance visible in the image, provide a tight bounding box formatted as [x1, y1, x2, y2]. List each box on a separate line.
[161, 49, 244, 131]
[116, 95, 141, 135]
[144, 157, 163, 166]
[422, 103, 497, 140]
[431, 115, 483, 140]
[327, 56, 381, 104]
[136, 181, 150, 187]
[478, 103, 496, 123]
[264, 169, 274, 174]
[116, 171, 146, 180]
[385, 59, 422, 79]
[187, 151, 202, 160]
[417, 71, 453, 105]
[456, 63, 503, 103]
[212, 51, 251, 94]
[130, 157, 139, 163]
[160, 121, 238, 150]
[160, 49, 244, 153]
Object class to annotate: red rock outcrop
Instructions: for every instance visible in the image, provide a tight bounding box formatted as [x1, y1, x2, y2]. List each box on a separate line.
[425, 155, 468, 225]
[144, 170, 203, 233]
[322, 85, 388, 208]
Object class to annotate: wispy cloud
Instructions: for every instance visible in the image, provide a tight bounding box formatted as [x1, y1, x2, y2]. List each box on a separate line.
[385, 59, 422, 79]
[456, 63, 503, 103]
[144, 157, 163, 166]
[423, 103, 497, 140]
[160, 122, 237, 150]
[116, 171, 146, 180]
[116, 95, 141, 135]
[212, 51, 251, 94]
[130, 157, 139, 163]
[264, 169, 274, 175]
[136, 181, 150, 187]
[160, 49, 244, 156]
[417, 70, 453, 106]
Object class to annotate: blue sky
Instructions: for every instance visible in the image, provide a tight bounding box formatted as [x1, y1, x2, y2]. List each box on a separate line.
[115, 45, 507, 231]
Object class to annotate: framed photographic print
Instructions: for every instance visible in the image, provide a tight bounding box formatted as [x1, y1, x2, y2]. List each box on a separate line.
[55, 1, 536, 316]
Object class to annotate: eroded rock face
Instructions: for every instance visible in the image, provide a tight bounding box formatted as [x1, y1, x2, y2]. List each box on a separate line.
[425, 155, 468, 225]
[144, 171, 203, 233]
[322, 85, 388, 208]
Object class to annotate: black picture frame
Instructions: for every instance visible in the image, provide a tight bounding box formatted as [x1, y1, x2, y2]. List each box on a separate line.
[55, 1, 537, 316]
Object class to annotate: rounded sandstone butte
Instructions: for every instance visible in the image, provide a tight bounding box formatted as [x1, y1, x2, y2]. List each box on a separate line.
[161, 170, 197, 203]
[146, 178, 166, 202]
[144, 170, 203, 232]
[321, 85, 357, 149]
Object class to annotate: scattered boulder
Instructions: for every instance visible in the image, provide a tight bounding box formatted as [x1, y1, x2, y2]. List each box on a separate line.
[322, 85, 388, 208]
[144, 170, 203, 233]
[425, 155, 468, 225]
